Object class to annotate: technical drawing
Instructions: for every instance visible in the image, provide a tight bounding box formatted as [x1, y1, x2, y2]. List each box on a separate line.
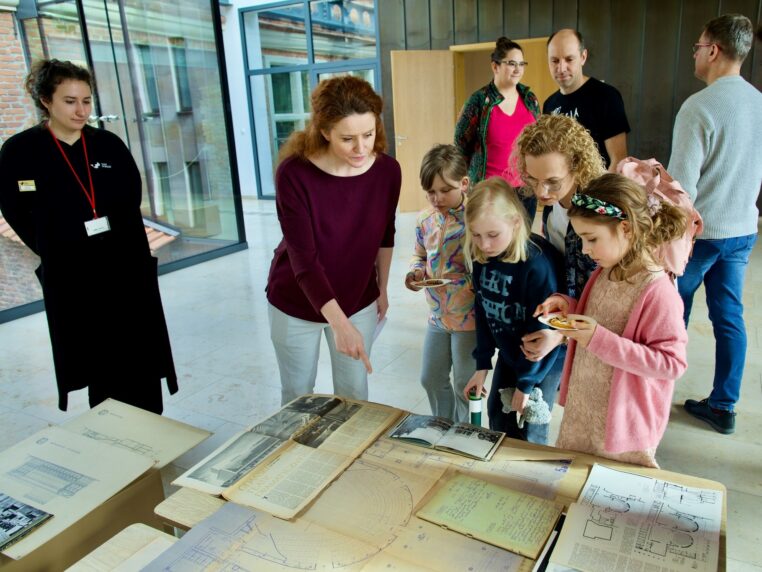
[578, 472, 720, 569]
[8, 456, 95, 500]
[79, 427, 154, 456]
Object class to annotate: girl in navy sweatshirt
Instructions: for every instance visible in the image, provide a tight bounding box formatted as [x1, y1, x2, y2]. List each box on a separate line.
[462, 177, 562, 442]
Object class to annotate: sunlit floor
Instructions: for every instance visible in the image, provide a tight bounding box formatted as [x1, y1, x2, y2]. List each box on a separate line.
[1, 198, 760, 570]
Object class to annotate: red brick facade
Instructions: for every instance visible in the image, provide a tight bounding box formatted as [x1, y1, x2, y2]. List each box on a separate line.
[0, 12, 37, 145]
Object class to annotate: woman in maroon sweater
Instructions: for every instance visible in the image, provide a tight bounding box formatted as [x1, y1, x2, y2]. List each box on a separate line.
[266, 76, 401, 405]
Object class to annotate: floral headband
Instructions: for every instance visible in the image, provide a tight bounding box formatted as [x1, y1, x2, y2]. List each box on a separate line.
[571, 193, 627, 220]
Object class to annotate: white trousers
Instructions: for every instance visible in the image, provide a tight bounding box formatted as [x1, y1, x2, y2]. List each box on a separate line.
[268, 302, 378, 405]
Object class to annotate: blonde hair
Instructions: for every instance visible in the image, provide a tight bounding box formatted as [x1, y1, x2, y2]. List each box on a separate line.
[511, 114, 605, 196]
[569, 173, 688, 280]
[464, 177, 531, 270]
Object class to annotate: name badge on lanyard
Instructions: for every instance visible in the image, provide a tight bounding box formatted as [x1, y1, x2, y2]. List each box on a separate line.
[84, 216, 111, 236]
[48, 125, 111, 236]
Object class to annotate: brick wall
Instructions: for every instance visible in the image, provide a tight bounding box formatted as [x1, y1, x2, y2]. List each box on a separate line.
[0, 12, 37, 145]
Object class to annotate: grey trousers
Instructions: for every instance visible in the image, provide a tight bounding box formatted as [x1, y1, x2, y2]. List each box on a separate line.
[420, 323, 477, 422]
[268, 302, 378, 405]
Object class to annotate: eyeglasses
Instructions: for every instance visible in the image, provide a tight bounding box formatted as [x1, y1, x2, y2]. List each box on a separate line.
[499, 60, 528, 69]
[520, 172, 572, 194]
[692, 42, 716, 54]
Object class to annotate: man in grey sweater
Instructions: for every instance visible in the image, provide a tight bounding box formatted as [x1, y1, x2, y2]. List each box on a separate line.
[668, 13, 762, 435]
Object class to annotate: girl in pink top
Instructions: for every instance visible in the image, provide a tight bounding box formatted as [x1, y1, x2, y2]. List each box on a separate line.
[535, 174, 689, 467]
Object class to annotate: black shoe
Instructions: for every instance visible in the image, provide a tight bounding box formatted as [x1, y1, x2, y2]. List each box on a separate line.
[684, 398, 735, 434]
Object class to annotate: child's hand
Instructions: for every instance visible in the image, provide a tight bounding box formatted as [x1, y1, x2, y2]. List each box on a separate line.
[521, 329, 566, 361]
[533, 295, 569, 318]
[405, 270, 424, 291]
[563, 317, 598, 348]
[463, 371, 488, 400]
[511, 389, 529, 415]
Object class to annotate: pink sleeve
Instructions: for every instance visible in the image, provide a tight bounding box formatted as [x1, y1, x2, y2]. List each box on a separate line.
[585, 279, 687, 379]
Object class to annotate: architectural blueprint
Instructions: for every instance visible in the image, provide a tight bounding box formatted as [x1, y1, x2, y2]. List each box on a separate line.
[550, 464, 722, 572]
[0, 426, 153, 559]
[62, 399, 210, 469]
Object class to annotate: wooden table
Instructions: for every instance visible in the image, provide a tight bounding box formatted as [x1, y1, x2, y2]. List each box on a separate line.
[66, 524, 176, 571]
[155, 436, 726, 571]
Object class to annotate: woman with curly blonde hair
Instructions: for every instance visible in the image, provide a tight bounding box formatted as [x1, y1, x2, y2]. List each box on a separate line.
[510, 115, 605, 437]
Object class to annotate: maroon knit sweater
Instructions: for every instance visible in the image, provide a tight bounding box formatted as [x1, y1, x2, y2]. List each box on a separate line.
[266, 153, 401, 323]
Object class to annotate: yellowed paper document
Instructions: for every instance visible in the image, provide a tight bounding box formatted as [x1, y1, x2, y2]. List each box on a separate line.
[416, 473, 563, 559]
[0, 426, 154, 559]
[62, 399, 210, 469]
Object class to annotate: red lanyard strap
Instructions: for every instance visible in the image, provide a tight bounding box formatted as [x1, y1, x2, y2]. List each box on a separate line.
[48, 125, 98, 218]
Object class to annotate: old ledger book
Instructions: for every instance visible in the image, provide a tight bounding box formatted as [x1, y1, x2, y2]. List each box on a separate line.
[416, 473, 563, 560]
[388, 414, 504, 461]
[174, 395, 401, 520]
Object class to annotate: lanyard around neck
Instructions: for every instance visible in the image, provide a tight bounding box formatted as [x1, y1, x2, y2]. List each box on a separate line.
[48, 125, 98, 218]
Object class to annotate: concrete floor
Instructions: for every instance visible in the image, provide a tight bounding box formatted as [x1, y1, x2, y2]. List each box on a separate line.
[1, 198, 760, 570]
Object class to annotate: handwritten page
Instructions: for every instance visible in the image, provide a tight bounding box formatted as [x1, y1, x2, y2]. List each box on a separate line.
[416, 473, 563, 559]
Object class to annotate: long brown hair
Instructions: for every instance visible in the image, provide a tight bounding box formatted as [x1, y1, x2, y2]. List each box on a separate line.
[569, 173, 687, 280]
[279, 75, 386, 162]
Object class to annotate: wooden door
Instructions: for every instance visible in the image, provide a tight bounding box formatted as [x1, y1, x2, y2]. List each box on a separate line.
[391, 50, 456, 213]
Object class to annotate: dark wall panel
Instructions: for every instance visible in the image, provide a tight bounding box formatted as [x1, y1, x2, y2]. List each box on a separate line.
[529, 0, 554, 36]
[639, 0, 682, 163]
[479, 0, 505, 41]
[504, 0, 530, 37]
[430, 0, 454, 49]
[405, 0, 431, 50]
[455, 0, 479, 44]
[609, 0, 646, 155]
[378, 0, 406, 153]
[552, 0, 578, 30]
[578, 0, 611, 80]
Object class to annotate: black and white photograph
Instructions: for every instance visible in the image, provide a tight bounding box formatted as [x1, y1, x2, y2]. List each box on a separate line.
[0, 492, 52, 551]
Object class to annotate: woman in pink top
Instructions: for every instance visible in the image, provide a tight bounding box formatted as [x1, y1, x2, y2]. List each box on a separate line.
[535, 174, 689, 467]
[455, 37, 540, 218]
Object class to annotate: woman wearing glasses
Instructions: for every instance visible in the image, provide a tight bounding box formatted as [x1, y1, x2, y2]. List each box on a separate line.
[454, 37, 539, 218]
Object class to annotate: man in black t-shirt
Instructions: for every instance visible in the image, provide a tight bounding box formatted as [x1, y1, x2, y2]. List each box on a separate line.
[543, 29, 630, 169]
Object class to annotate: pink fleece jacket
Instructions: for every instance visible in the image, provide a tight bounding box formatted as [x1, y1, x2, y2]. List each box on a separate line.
[559, 268, 688, 453]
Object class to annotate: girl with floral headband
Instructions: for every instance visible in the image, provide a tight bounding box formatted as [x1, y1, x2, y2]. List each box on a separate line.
[535, 173, 689, 467]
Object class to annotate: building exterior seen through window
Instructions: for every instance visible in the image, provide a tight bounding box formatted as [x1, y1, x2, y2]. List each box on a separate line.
[0, 0, 245, 321]
[242, 0, 379, 198]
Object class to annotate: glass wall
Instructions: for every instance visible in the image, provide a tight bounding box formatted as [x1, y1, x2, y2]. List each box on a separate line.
[0, 0, 245, 321]
[242, 1, 379, 198]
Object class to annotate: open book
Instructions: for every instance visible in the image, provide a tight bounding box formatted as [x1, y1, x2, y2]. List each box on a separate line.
[387, 414, 504, 461]
[174, 395, 402, 519]
[0, 492, 52, 551]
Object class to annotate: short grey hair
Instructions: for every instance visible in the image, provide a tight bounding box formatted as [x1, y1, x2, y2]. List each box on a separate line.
[703, 13, 754, 62]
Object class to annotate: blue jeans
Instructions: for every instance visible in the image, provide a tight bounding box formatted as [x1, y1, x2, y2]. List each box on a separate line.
[678, 235, 757, 411]
[487, 347, 561, 445]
